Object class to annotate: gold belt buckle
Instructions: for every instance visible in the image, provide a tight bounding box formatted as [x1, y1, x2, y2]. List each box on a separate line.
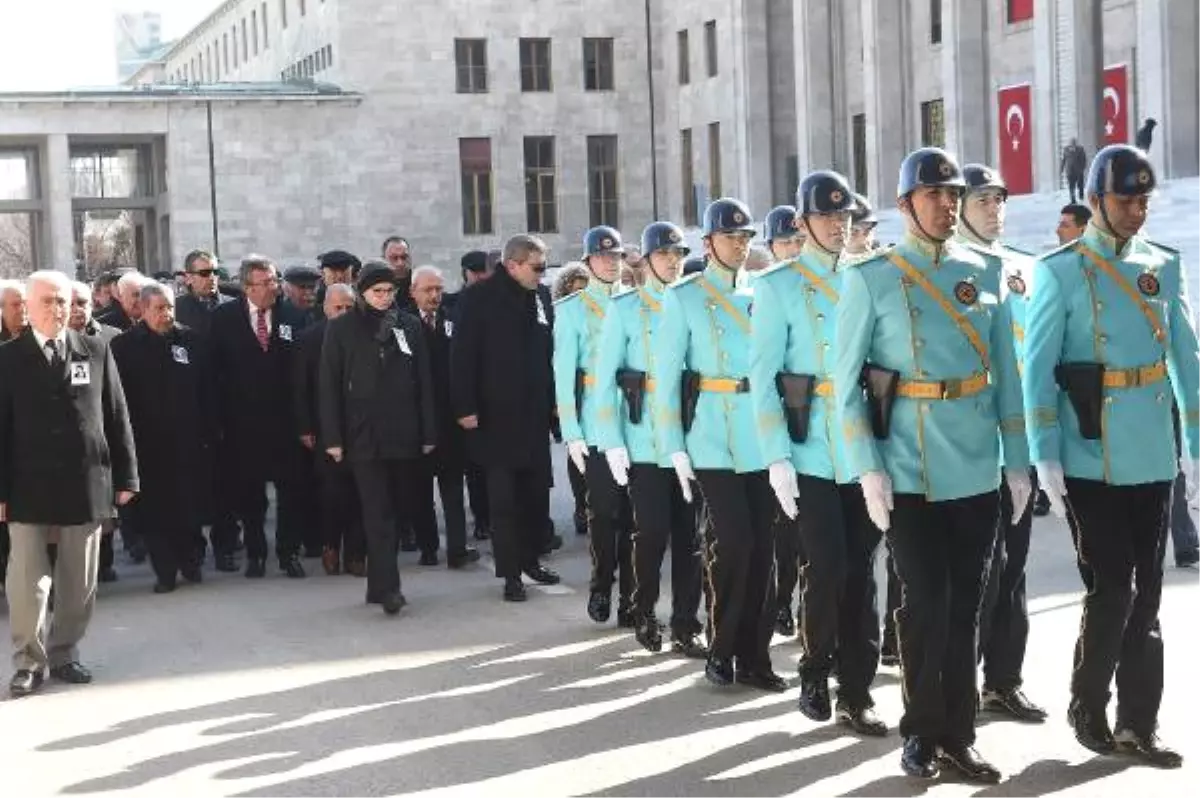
[941, 378, 964, 400]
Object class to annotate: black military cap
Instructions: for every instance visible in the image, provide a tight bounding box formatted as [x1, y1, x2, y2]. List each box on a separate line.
[850, 192, 878, 226]
[1087, 144, 1156, 197]
[962, 163, 1008, 199]
[702, 198, 757, 237]
[682, 255, 707, 276]
[897, 147, 966, 197]
[283, 264, 322, 285]
[763, 206, 800, 242]
[318, 250, 362, 271]
[798, 171, 856, 216]
[461, 250, 489, 273]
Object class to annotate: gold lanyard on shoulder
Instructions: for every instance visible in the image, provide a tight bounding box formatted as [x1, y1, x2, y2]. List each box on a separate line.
[637, 288, 662, 313]
[1075, 242, 1166, 345]
[888, 252, 991, 372]
[697, 276, 750, 334]
[790, 260, 839, 304]
[578, 291, 605, 319]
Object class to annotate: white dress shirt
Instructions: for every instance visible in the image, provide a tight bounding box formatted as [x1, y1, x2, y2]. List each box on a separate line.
[31, 328, 68, 363]
[247, 301, 272, 336]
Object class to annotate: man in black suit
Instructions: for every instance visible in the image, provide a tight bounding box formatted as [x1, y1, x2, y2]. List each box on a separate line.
[210, 256, 307, 579]
[451, 234, 560, 602]
[0, 270, 138, 698]
[112, 283, 216, 594]
[294, 283, 365, 577]
[0, 278, 26, 586]
[95, 270, 146, 332]
[410, 266, 480, 569]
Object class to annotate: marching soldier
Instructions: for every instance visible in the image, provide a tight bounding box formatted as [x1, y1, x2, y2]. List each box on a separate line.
[763, 205, 805, 262]
[845, 193, 881, 260]
[751, 170, 887, 737]
[594, 221, 707, 658]
[955, 163, 1048, 723]
[835, 147, 1030, 783]
[1024, 144, 1198, 768]
[554, 226, 636, 626]
[654, 198, 786, 692]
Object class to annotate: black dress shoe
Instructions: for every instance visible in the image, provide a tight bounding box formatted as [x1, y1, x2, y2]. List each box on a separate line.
[616, 605, 636, 629]
[574, 513, 588, 536]
[1114, 728, 1183, 768]
[1068, 701, 1115, 754]
[1033, 490, 1051, 517]
[153, 581, 176, 594]
[245, 558, 266, 578]
[737, 668, 788, 693]
[282, 556, 306, 579]
[447, 548, 481, 569]
[774, 607, 796, 637]
[798, 678, 833, 721]
[98, 566, 119, 583]
[837, 704, 888, 737]
[635, 617, 663, 653]
[705, 657, 735, 687]
[587, 591, 612, 623]
[9, 669, 44, 697]
[419, 550, 439, 567]
[473, 524, 491, 541]
[981, 687, 1047, 722]
[503, 577, 527, 602]
[523, 565, 561, 585]
[215, 553, 238, 572]
[670, 632, 709, 659]
[1176, 549, 1200, 568]
[900, 736, 940, 779]
[937, 744, 1001, 784]
[181, 566, 203, 584]
[50, 661, 92, 684]
[382, 592, 407, 616]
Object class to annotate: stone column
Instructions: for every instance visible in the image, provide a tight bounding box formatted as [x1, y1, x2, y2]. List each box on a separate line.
[794, 0, 836, 176]
[1032, 0, 1060, 192]
[42, 134, 76, 275]
[1071, 0, 1105, 154]
[1137, 0, 1199, 178]
[861, 0, 909, 204]
[733, 0, 774, 215]
[942, 0, 990, 164]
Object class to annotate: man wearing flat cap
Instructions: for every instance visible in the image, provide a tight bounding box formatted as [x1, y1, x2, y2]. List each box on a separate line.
[282, 265, 321, 329]
[312, 250, 362, 323]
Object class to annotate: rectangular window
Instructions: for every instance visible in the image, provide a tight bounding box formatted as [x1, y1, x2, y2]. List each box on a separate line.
[523, 136, 558, 233]
[930, 0, 942, 44]
[852, 113, 867, 194]
[455, 39, 488, 93]
[920, 98, 945, 147]
[704, 20, 718, 77]
[306, 54, 314, 76]
[583, 37, 614, 91]
[280, 0, 287, 28]
[326, 45, 333, 66]
[241, 19, 248, 61]
[677, 30, 690, 85]
[223, 33, 229, 72]
[460, 138, 494, 235]
[300, 0, 307, 15]
[262, 3, 269, 48]
[1007, 0, 1034, 23]
[252, 10, 259, 54]
[681, 128, 696, 226]
[707, 122, 722, 199]
[519, 38, 552, 92]
[587, 135, 619, 227]
[231, 27, 238, 67]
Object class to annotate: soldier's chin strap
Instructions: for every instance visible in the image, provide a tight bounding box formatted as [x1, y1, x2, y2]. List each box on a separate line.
[802, 216, 840, 256]
[959, 213, 994, 247]
[586, 258, 616, 286]
[706, 241, 739, 273]
[1094, 194, 1131, 252]
[907, 200, 951, 248]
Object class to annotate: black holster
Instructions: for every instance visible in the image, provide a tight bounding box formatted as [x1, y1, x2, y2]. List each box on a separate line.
[776, 372, 816, 443]
[1054, 362, 1104, 440]
[574, 369, 586, 419]
[681, 370, 701, 433]
[616, 368, 648, 425]
[860, 364, 900, 440]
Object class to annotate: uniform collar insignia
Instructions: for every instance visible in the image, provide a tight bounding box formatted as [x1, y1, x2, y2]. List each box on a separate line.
[901, 231, 946, 262]
[1085, 221, 1136, 259]
[703, 262, 737, 291]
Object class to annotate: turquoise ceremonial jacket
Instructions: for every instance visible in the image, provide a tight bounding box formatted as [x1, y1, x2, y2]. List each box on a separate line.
[653, 262, 766, 473]
[1023, 223, 1200, 484]
[956, 235, 1035, 370]
[553, 277, 616, 447]
[593, 274, 673, 467]
[834, 231, 1029, 501]
[750, 243, 851, 482]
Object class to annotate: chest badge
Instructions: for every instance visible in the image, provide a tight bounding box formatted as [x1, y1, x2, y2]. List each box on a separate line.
[1137, 272, 1160, 297]
[954, 281, 979, 306]
[1006, 274, 1026, 296]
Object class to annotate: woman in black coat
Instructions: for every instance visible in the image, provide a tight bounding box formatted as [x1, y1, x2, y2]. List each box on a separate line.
[319, 263, 435, 615]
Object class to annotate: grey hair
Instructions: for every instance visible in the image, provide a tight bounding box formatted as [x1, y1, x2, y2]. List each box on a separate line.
[117, 270, 152, 293]
[26, 270, 72, 297]
[410, 265, 443, 284]
[240, 254, 276, 285]
[139, 281, 175, 306]
[70, 280, 92, 299]
[503, 234, 548, 265]
[324, 283, 355, 302]
[553, 262, 590, 300]
[0, 278, 25, 299]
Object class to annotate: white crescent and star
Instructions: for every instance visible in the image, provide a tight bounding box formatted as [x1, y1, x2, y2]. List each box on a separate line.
[1103, 85, 1121, 137]
[1005, 103, 1026, 151]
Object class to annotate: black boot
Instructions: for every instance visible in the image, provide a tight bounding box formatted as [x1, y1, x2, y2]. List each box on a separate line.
[981, 687, 1048, 722]
[798, 677, 832, 722]
[635, 616, 663, 653]
[587, 591, 612, 623]
[900, 736, 939, 779]
[705, 657, 734, 688]
[1068, 701, 1115, 755]
[774, 606, 796, 637]
[1113, 728, 1183, 768]
[937, 744, 1001, 784]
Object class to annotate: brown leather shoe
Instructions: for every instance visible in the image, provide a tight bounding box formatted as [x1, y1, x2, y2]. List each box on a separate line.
[345, 559, 367, 578]
[322, 547, 341, 576]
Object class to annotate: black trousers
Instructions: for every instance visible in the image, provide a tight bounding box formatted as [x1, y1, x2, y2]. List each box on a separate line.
[627, 463, 703, 635]
[889, 490, 998, 746]
[775, 513, 805, 616]
[486, 463, 550, 579]
[466, 461, 490, 531]
[695, 469, 777, 670]
[297, 449, 323, 554]
[233, 477, 303, 562]
[979, 468, 1037, 691]
[414, 451, 469, 557]
[881, 547, 901, 656]
[136, 502, 202, 585]
[1068, 172, 1085, 203]
[318, 452, 365, 562]
[0, 522, 8, 585]
[352, 458, 421, 599]
[1065, 478, 1170, 736]
[795, 475, 882, 709]
[569, 455, 589, 530]
[585, 449, 633, 604]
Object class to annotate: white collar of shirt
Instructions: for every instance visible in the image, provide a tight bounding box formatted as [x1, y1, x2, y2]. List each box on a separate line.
[247, 301, 272, 331]
[32, 329, 67, 361]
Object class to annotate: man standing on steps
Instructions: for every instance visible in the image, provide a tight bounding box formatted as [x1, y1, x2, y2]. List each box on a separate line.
[555, 225, 636, 628]
[1061, 138, 1088, 204]
[954, 163, 1049, 725]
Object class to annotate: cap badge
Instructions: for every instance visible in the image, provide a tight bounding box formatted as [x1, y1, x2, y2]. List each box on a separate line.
[732, 211, 745, 224]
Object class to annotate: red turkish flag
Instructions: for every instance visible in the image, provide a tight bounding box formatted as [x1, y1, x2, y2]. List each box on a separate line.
[1102, 64, 1129, 145]
[997, 83, 1033, 195]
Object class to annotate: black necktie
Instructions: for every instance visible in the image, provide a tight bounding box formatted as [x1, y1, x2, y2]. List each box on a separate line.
[45, 339, 63, 369]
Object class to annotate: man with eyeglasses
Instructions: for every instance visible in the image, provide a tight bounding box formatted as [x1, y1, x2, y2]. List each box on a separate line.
[451, 234, 560, 603]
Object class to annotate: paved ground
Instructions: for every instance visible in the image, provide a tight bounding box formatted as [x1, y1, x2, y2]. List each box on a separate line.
[2, 465, 1197, 797]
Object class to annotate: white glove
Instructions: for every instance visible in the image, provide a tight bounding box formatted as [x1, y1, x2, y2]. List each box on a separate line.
[566, 440, 589, 475]
[1182, 458, 1199, 503]
[768, 460, 799, 520]
[860, 470, 894, 532]
[605, 447, 631, 487]
[1035, 460, 1068, 519]
[1005, 469, 1033, 524]
[671, 451, 696, 503]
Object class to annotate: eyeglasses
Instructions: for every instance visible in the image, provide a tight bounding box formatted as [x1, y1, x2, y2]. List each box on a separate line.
[190, 269, 216, 277]
[246, 279, 279, 288]
[531, 263, 547, 274]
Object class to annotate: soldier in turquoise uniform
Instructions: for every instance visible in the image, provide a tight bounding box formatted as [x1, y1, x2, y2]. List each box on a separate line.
[834, 147, 1031, 783]
[653, 198, 785, 692]
[751, 169, 888, 738]
[763, 205, 805, 262]
[954, 163, 1048, 724]
[844, 193, 881, 263]
[594, 221, 707, 659]
[553, 225, 635, 627]
[1024, 145, 1198, 768]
